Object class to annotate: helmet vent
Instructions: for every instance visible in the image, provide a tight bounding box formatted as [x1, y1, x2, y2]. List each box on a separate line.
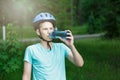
[40, 15, 43, 17]
[45, 13, 48, 17]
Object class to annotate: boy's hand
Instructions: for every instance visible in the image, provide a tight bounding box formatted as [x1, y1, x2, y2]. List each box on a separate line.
[59, 30, 74, 47]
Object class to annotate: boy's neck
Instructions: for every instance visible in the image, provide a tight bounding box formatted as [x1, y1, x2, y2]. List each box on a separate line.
[40, 40, 52, 49]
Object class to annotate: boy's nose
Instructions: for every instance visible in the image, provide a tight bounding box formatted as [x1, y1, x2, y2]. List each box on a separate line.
[48, 29, 52, 34]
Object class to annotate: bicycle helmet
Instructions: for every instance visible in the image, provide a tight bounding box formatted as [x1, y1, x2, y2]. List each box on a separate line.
[33, 12, 56, 30]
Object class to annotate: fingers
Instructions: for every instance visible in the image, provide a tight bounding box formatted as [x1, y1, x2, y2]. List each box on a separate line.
[59, 30, 73, 40]
[59, 30, 74, 45]
[65, 30, 73, 40]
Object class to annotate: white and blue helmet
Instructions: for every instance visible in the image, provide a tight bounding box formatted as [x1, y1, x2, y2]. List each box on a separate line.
[33, 12, 55, 23]
[33, 12, 56, 30]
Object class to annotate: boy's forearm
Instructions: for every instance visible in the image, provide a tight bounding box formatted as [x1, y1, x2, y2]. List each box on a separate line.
[22, 75, 31, 80]
[70, 45, 84, 67]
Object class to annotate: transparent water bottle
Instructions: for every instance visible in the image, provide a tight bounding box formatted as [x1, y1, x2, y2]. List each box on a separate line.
[49, 30, 69, 39]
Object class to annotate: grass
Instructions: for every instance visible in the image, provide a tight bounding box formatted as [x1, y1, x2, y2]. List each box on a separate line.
[66, 38, 120, 80]
[4, 38, 120, 80]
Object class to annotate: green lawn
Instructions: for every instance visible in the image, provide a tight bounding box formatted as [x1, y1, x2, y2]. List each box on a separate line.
[66, 38, 120, 80]
[5, 38, 120, 80]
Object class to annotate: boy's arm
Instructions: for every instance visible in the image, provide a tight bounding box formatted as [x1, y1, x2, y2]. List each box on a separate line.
[59, 30, 84, 67]
[22, 61, 32, 80]
[67, 45, 84, 67]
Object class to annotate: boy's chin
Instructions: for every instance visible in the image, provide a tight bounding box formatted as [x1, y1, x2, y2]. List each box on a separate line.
[48, 38, 53, 41]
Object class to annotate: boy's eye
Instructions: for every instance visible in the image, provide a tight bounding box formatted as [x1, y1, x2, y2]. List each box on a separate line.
[43, 28, 48, 30]
[50, 28, 54, 30]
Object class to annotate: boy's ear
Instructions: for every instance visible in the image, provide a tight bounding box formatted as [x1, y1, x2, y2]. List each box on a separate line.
[36, 29, 40, 36]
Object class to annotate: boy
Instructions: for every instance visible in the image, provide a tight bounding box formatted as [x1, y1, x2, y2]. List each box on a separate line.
[22, 12, 84, 80]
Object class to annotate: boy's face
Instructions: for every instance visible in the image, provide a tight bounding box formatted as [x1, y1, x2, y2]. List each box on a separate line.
[36, 21, 54, 41]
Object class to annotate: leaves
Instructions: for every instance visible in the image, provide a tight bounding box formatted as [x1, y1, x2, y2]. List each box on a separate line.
[0, 23, 22, 79]
[81, 0, 120, 38]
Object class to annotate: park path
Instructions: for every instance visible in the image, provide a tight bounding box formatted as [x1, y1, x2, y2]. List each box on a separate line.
[19, 33, 105, 42]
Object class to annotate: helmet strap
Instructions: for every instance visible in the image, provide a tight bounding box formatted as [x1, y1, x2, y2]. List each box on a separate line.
[38, 29, 52, 50]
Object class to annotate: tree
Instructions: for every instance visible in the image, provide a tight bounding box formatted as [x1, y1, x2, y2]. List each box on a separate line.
[103, 0, 120, 38]
[80, 0, 120, 38]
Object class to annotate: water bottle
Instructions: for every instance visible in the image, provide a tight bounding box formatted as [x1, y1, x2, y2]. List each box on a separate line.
[49, 30, 69, 39]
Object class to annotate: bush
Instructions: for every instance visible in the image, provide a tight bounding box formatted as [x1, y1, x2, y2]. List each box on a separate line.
[87, 12, 104, 34]
[0, 23, 22, 80]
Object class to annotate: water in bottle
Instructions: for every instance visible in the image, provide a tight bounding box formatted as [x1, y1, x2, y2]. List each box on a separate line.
[49, 30, 68, 39]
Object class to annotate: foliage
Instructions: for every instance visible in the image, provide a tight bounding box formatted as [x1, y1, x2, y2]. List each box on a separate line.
[87, 12, 105, 34]
[0, 23, 22, 80]
[80, 0, 106, 34]
[80, 0, 120, 38]
[49, 0, 72, 29]
[0, 0, 52, 26]
[103, 0, 120, 39]
[64, 24, 88, 34]
[0, 0, 120, 39]
[72, 0, 83, 25]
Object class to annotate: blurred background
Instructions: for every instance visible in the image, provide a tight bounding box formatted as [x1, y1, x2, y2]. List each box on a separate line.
[0, 0, 120, 80]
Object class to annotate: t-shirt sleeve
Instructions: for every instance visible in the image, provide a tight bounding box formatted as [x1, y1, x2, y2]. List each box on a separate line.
[61, 43, 71, 57]
[24, 46, 32, 64]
